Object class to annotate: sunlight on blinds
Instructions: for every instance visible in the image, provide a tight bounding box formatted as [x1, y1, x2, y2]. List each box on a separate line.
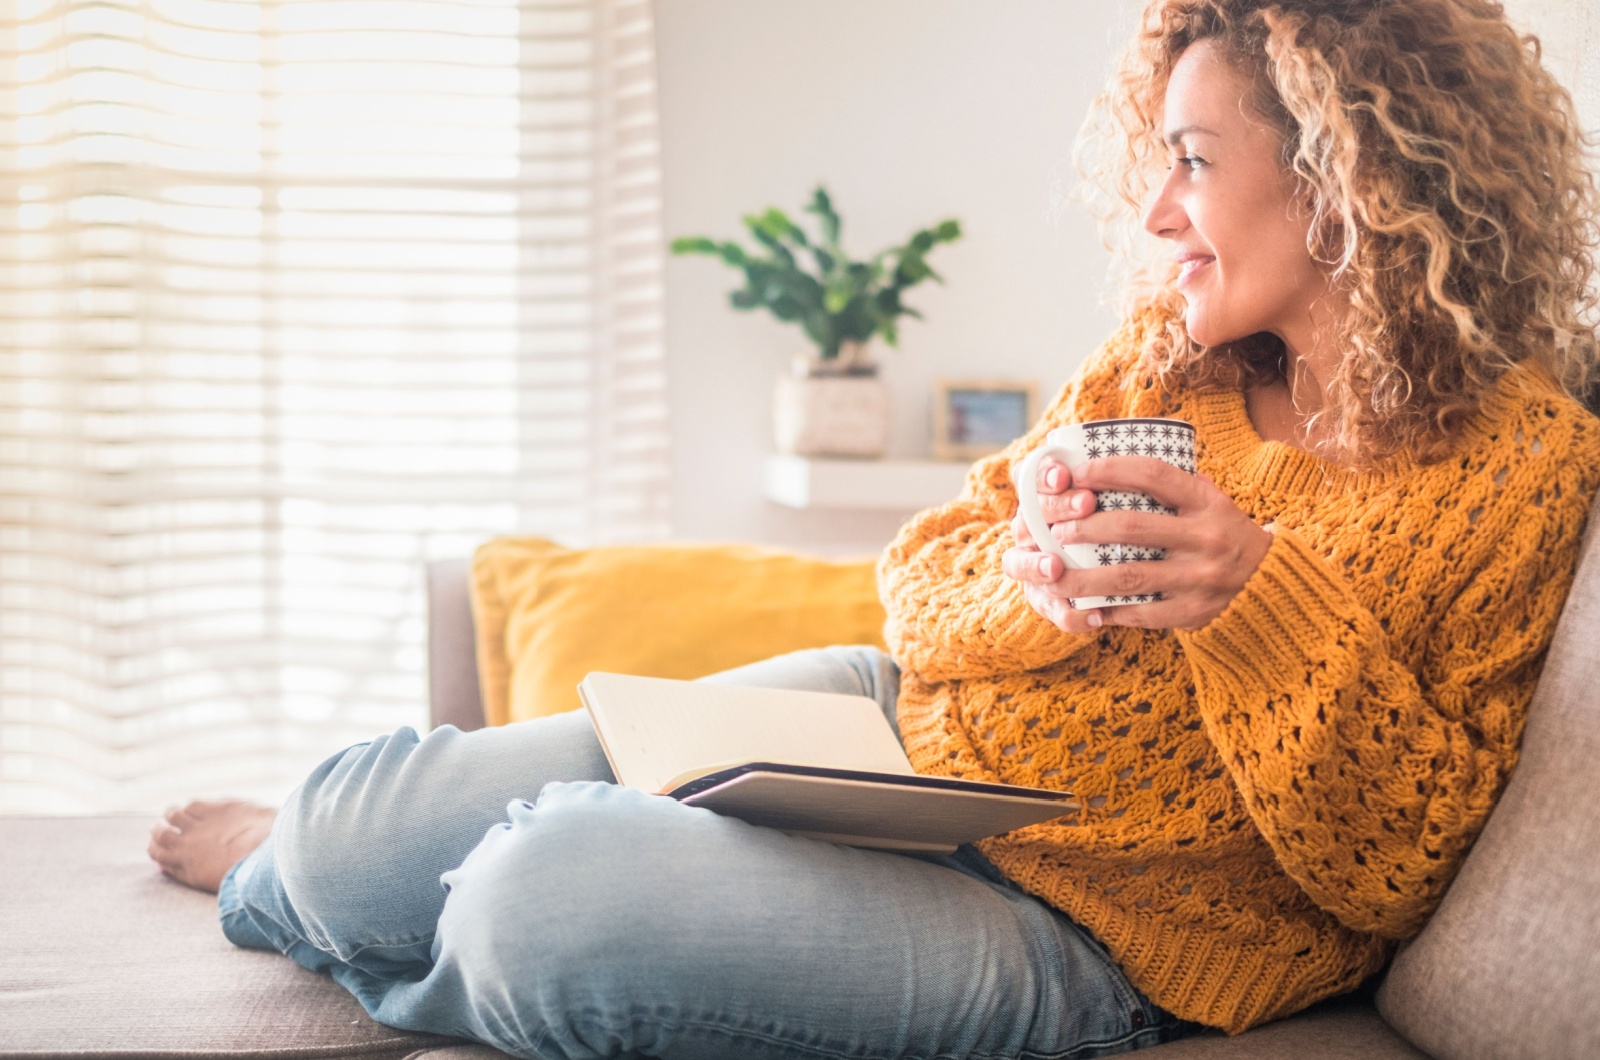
[0, 0, 669, 813]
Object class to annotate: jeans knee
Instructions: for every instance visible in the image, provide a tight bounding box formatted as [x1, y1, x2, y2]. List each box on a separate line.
[272, 729, 427, 952]
[434, 783, 765, 1052]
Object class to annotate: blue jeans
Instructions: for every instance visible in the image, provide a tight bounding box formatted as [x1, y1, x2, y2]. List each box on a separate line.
[219, 646, 1201, 1059]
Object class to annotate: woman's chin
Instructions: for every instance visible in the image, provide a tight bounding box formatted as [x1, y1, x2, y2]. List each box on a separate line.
[1183, 308, 1227, 348]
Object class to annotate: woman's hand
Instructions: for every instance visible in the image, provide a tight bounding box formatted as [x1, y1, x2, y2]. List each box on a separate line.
[1002, 455, 1274, 632]
[1002, 458, 1107, 634]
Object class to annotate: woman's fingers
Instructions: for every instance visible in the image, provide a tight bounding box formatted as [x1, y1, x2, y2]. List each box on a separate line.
[1004, 532, 1112, 632]
[1002, 544, 1061, 583]
[1049, 509, 1180, 550]
[1022, 580, 1105, 633]
[1038, 488, 1096, 523]
[1072, 455, 1202, 511]
[1003, 535, 1101, 631]
[1033, 457, 1070, 493]
[1048, 559, 1168, 602]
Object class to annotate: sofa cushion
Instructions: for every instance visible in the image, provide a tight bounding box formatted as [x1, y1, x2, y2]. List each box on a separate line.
[397, 997, 1428, 1060]
[0, 815, 467, 1059]
[470, 536, 886, 724]
[1377, 493, 1600, 1060]
[1138, 996, 1427, 1058]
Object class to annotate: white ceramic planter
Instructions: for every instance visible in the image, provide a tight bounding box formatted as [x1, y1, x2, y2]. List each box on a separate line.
[772, 345, 890, 458]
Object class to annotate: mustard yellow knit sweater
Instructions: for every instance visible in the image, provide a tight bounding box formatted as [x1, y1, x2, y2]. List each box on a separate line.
[878, 325, 1600, 1034]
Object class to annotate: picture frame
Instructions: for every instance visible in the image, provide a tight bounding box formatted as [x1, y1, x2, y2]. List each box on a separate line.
[932, 379, 1039, 461]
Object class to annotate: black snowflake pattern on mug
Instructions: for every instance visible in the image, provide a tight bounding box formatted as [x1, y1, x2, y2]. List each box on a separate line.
[1071, 591, 1162, 608]
[1071, 420, 1193, 611]
[1094, 490, 1178, 516]
[1095, 543, 1169, 565]
[1089, 420, 1198, 474]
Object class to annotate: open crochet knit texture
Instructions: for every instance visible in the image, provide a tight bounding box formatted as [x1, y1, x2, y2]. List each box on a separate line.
[878, 322, 1600, 1034]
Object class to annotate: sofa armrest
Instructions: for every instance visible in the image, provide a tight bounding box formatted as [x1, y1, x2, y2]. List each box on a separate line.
[427, 558, 485, 731]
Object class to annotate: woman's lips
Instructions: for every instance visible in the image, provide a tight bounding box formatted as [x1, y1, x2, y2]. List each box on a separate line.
[1175, 254, 1214, 289]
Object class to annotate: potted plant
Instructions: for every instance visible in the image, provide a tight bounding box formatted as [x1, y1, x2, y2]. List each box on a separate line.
[671, 186, 961, 458]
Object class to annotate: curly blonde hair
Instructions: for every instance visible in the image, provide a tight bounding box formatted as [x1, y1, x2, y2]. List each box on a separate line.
[1079, 0, 1600, 465]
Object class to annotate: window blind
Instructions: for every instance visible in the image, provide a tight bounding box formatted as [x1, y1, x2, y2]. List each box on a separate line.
[0, 0, 669, 813]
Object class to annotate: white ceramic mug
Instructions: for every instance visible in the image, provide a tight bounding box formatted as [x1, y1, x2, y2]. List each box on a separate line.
[1012, 418, 1197, 609]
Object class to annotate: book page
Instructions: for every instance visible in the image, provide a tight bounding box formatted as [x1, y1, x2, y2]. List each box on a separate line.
[578, 672, 915, 794]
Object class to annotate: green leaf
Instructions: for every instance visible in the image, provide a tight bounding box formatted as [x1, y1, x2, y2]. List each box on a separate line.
[762, 270, 824, 315]
[715, 241, 748, 266]
[845, 261, 875, 286]
[743, 261, 777, 290]
[836, 296, 877, 341]
[748, 208, 808, 249]
[933, 219, 962, 242]
[896, 257, 932, 285]
[801, 311, 836, 355]
[770, 294, 807, 321]
[670, 236, 718, 255]
[745, 228, 796, 269]
[743, 213, 780, 248]
[806, 186, 841, 246]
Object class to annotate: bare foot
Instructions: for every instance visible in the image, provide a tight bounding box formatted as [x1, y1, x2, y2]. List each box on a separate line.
[148, 800, 277, 893]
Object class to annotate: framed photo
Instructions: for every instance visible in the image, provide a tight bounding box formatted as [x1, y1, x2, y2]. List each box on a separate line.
[932, 379, 1039, 461]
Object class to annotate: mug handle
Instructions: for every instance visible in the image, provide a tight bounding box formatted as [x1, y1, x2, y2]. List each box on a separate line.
[1012, 444, 1081, 568]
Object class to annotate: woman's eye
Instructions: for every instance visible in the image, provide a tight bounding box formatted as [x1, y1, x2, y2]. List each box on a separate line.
[1170, 155, 1206, 170]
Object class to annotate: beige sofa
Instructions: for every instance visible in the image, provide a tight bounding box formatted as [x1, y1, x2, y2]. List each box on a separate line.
[6, 500, 1599, 1059]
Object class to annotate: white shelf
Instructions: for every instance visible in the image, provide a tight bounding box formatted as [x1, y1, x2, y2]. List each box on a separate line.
[764, 455, 971, 511]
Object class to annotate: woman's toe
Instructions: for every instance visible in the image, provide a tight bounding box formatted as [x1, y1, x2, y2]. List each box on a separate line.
[147, 824, 181, 866]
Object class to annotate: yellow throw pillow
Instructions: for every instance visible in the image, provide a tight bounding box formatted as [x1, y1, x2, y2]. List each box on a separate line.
[470, 537, 887, 726]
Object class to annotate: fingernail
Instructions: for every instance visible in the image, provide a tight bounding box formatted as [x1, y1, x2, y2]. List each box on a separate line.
[1074, 492, 1094, 514]
[1087, 611, 1103, 628]
[1046, 468, 1062, 489]
[1038, 556, 1053, 577]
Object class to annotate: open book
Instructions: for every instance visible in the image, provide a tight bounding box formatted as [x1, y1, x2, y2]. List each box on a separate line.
[578, 672, 1076, 853]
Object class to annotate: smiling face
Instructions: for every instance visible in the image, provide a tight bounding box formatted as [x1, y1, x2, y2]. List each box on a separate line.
[1142, 40, 1331, 353]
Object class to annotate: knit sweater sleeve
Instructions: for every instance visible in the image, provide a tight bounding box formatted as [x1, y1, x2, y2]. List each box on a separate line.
[1176, 424, 1600, 939]
[877, 330, 1142, 683]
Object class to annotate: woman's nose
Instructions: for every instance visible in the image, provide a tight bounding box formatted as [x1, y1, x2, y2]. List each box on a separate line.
[1142, 176, 1187, 239]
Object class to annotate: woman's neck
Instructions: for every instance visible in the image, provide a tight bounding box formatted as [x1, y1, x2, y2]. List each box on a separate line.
[1250, 296, 1344, 453]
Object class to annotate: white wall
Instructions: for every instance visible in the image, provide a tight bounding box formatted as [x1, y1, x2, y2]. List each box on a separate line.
[655, 0, 1137, 554]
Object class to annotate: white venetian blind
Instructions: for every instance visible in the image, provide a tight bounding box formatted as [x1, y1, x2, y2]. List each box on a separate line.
[0, 0, 669, 813]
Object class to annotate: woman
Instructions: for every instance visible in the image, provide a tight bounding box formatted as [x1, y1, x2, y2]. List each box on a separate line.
[150, 0, 1600, 1056]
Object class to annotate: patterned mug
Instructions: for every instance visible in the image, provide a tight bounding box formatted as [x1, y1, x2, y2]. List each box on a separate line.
[1011, 418, 1197, 609]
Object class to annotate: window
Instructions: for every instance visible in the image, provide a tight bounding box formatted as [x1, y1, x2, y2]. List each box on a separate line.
[0, 0, 668, 812]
